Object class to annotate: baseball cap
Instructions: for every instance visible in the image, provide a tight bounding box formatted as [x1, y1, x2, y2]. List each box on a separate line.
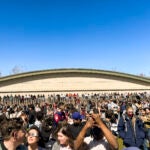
[72, 112, 82, 120]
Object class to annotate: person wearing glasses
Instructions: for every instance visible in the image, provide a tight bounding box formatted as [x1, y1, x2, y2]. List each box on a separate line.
[118, 106, 145, 149]
[26, 125, 45, 150]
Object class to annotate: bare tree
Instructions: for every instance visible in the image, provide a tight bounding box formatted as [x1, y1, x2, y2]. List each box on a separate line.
[10, 65, 24, 75]
[139, 73, 145, 77]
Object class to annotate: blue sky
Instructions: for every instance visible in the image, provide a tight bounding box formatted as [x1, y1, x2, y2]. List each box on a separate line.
[0, 0, 150, 76]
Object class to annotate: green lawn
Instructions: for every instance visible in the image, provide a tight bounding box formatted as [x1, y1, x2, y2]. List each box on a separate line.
[118, 138, 124, 150]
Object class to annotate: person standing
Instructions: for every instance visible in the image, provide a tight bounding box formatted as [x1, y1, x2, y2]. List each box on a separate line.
[118, 106, 145, 149]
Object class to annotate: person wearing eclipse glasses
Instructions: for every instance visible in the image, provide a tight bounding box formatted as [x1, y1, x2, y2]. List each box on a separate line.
[26, 125, 45, 150]
[118, 106, 145, 149]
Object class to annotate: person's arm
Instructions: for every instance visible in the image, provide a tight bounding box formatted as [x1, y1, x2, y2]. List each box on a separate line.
[117, 117, 126, 139]
[74, 118, 94, 150]
[92, 114, 119, 150]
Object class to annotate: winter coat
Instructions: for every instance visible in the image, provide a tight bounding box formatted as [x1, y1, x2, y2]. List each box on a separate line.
[118, 114, 145, 148]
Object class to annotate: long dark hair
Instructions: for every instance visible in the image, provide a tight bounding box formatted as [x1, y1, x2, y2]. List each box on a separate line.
[27, 125, 45, 148]
[57, 125, 74, 149]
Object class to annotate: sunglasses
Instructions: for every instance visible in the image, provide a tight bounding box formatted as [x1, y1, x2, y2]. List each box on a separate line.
[27, 133, 39, 137]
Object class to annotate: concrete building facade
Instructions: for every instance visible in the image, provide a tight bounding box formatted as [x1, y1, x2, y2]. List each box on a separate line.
[0, 69, 150, 96]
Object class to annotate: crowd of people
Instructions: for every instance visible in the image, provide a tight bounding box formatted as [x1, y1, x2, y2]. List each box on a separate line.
[0, 92, 150, 150]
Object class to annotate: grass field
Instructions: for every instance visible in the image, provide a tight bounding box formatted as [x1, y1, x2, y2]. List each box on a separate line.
[117, 138, 150, 150]
[118, 138, 124, 150]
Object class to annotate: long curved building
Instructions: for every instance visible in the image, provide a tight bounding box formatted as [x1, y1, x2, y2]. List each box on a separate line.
[0, 68, 150, 96]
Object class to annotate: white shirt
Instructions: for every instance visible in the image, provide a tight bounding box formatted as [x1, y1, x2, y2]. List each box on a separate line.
[35, 106, 41, 112]
[34, 120, 42, 131]
[60, 146, 72, 150]
[84, 136, 110, 150]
